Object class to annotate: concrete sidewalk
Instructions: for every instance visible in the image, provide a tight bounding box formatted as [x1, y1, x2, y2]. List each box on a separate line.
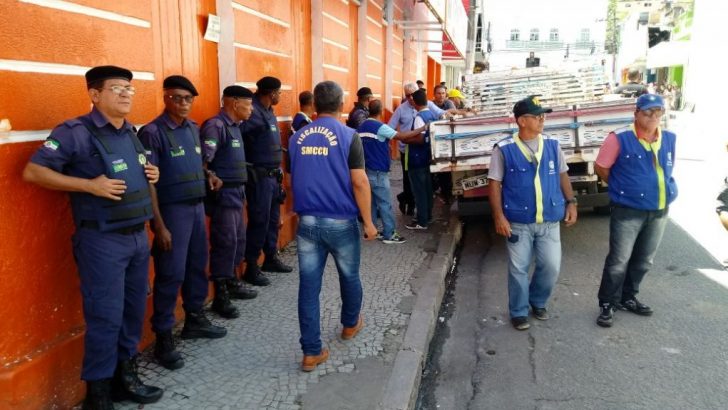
[114, 165, 462, 410]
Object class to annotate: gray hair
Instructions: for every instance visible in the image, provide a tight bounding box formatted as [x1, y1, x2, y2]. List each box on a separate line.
[313, 81, 344, 114]
[403, 82, 418, 94]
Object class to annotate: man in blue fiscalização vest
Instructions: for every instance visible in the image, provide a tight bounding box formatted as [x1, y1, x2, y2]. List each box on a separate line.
[200, 85, 259, 321]
[356, 99, 425, 243]
[241, 76, 293, 287]
[289, 80, 378, 373]
[139, 75, 229, 372]
[488, 95, 578, 331]
[403, 89, 440, 230]
[594, 94, 677, 328]
[23, 65, 164, 408]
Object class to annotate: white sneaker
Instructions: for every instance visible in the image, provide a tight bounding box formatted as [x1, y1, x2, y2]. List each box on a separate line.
[405, 222, 427, 230]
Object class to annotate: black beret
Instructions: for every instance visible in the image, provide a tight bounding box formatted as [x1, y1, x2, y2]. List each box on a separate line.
[163, 75, 198, 96]
[356, 87, 373, 98]
[223, 85, 253, 98]
[85, 65, 133, 85]
[256, 76, 282, 91]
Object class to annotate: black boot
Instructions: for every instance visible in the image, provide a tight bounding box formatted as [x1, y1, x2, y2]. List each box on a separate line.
[212, 279, 240, 318]
[110, 357, 163, 404]
[226, 278, 259, 300]
[243, 263, 271, 286]
[82, 379, 114, 410]
[153, 330, 184, 370]
[181, 309, 227, 339]
[261, 254, 293, 273]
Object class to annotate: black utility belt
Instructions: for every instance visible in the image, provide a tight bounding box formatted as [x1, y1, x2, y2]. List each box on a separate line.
[251, 166, 280, 177]
[79, 220, 146, 235]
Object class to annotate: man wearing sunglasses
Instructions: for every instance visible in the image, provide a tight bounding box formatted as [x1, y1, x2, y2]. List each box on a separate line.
[594, 94, 677, 328]
[23, 65, 163, 408]
[138, 76, 230, 372]
[488, 96, 577, 331]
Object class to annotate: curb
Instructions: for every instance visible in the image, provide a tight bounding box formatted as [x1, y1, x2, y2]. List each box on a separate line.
[379, 214, 462, 410]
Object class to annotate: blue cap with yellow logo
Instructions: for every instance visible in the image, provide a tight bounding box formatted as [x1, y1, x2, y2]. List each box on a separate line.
[513, 95, 553, 118]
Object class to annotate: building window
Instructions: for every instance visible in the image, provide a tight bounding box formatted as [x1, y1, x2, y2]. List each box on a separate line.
[510, 29, 520, 41]
[549, 28, 559, 42]
[530, 28, 539, 41]
[579, 28, 590, 42]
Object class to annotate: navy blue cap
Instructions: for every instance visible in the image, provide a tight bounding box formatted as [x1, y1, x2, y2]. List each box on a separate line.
[223, 85, 253, 98]
[356, 87, 373, 98]
[85, 65, 132, 86]
[163, 75, 198, 96]
[636, 93, 664, 110]
[256, 76, 282, 91]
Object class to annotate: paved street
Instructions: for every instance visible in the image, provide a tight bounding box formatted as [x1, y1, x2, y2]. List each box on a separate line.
[106, 165, 455, 410]
[420, 212, 728, 410]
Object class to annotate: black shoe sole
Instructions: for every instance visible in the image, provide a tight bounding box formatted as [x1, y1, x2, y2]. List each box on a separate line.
[111, 389, 164, 404]
[211, 307, 240, 319]
[229, 292, 259, 300]
[180, 329, 227, 339]
[596, 318, 613, 327]
[155, 356, 184, 370]
[618, 305, 653, 316]
[243, 278, 271, 286]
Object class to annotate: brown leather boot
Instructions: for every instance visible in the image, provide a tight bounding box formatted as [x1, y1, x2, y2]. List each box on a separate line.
[341, 316, 364, 340]
[301, 348, 329, 372]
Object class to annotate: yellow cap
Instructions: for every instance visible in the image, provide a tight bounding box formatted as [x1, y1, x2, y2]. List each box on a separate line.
[448, 89, 464, 99]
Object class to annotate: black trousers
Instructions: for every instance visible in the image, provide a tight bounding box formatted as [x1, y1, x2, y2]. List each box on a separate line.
[398, 152, 415, 208]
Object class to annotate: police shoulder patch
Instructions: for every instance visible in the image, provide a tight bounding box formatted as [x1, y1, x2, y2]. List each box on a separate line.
[43, 139, 60, 151]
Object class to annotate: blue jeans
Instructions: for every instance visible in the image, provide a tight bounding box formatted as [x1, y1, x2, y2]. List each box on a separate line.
[506, 222, 561, 318]
[598, 206, 668, 305]
[366, 169, 396, 238]
[297, 216, 363, 355]
[408, 166, 433, 226]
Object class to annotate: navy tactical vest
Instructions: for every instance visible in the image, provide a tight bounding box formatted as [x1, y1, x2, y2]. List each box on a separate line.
[357, 118, 391, 172]
[290, 116, 359, 219]
[70, 116, 153, 232]
[407, 109, 437, 169]
[498, 135, 565, 224]
[243, 97, 283, 169]
[608, 127, 677, 210]
[207, 119, 248, 184]
[142, 117, 206, 204]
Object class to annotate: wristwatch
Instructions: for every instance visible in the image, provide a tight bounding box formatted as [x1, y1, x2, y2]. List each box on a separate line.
[566, 197, 578, 205]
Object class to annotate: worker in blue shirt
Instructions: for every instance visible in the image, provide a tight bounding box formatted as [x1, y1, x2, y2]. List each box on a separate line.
[289, 80, 377, 372]
[23, 65, 163, 408]
[241, 76, 292, 287]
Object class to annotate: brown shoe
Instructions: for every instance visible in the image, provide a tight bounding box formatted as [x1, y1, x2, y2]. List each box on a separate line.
[301, 348, 329, 372]
[341, 316, 364, 340]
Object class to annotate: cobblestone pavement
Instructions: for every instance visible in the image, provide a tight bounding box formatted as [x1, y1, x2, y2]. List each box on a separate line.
[115, 164, 452, 410]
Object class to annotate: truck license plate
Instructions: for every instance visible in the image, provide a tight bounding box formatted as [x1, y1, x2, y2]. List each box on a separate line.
[461, 175, 489, 191]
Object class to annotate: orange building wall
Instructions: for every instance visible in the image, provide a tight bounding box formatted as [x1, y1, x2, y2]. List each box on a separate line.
[0, 1, 429, 408]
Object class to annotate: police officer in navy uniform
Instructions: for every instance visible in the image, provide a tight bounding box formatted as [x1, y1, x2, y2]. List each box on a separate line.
[200, 85, 259, 319]
[241, 76, 292, 286]
[139, 76, 228, 371]
[346, 87, 373, 129]
[23, 65, 163, 409]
